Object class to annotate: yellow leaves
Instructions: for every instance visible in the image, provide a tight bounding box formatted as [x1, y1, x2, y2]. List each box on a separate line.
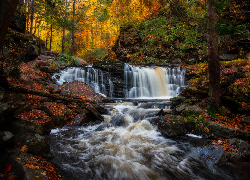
[20, 145, 28, 152]
[25, 163, 39, 170]
[204, 127, 209, 133]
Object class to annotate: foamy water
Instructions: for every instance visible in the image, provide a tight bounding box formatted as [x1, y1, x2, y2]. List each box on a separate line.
[50, 102, 239, 180]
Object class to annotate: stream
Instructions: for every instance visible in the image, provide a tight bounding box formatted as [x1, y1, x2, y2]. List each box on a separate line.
[49, 100, 248, 180]
[50, 65, 249, 179]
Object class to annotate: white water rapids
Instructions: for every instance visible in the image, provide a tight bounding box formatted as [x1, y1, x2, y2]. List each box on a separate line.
[49, 101, 238, 180]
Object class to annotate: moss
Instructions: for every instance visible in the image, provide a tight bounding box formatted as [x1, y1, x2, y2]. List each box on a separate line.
[183, 99, 191, 104]
[182, 110, 201, 121]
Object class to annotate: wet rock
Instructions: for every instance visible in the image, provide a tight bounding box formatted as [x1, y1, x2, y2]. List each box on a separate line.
[196, 144, 226, 167]
[158, 121, 187, 137]
[85, 105, 104, 121]
[93, 104, 108, 114]
[95, 124, 112, 131]
[156, 109, 166, 116]
[78, 113, 90, 126]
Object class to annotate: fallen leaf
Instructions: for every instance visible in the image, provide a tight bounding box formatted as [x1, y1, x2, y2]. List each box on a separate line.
[3, 165, 12, 174]
[20, 145, 28, 152]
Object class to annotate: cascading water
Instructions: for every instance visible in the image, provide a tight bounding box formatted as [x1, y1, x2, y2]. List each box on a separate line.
[50, 65, 248, 180]
[124, 64, 185, 99]
[52, 67, 113, 97]
[49, 101, 243, 180]
[52, 64, 185, 99]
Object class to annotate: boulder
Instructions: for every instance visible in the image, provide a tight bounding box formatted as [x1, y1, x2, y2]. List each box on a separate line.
[86, 105, 104, 121]
[158, 120, 187, 137]
[73, 56, 88, 65]
[10, 117, 54, 136]
[196, 144, 226, 167]
[78, 113, 91, 126]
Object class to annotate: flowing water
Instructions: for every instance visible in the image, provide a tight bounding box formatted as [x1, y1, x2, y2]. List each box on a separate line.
[52, 66, 113, 97]
[49, 101, 246, 180]
[124, 64, 185, 98]
[52, 64, 185, 99]
[50, 65, 248, 179]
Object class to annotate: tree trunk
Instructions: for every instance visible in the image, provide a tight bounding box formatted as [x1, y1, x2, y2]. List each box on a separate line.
[207, 0, 220, 111]
[50, 22, 53, 51]
[71, 0, 76, 55]
[62, 26, 65, 53]
[30, 0, 35, 34]
[0, 0, 19, 50]
[25, 0, 30, 34]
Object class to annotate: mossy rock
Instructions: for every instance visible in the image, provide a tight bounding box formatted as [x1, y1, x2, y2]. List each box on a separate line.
[170, 96, 186, 107]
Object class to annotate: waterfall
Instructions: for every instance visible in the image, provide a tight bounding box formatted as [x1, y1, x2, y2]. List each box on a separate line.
[52, 64, 185, 99]
[124, 64, 185, 99]
[52, 67, 113, 97]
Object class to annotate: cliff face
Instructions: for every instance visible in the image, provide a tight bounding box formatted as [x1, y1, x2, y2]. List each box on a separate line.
[112, 25, 143, 64]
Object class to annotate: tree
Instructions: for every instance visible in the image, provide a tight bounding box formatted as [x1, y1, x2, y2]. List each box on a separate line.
[71, 0, 76, 55]
[207, 0, 220, 111]
[0, 0, 20, 50]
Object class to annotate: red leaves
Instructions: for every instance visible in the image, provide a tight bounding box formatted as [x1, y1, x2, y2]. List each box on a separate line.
[3, 165, 11, 174]
[0, 165, 16, 180]
[17, 109, 51, 124]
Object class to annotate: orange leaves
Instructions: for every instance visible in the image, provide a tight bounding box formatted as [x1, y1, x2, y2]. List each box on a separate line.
[20, 145, 28, 152]
[46, 102, 70, 117]
[25, 163, 40, 170]
[7, 60, 49, 94]
[17, 109, 51, 124]
[25, 157, 62, 180]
